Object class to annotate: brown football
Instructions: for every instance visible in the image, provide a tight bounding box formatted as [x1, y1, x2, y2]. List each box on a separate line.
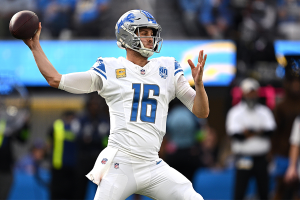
[9, 10, 39, 39]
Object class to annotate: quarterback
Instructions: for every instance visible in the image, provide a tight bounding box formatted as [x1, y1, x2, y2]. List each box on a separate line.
[23, 10, 209, 200]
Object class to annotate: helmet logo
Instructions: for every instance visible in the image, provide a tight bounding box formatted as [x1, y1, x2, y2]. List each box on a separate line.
[141, 10, 157, 24]
[117, 13, 135, 33]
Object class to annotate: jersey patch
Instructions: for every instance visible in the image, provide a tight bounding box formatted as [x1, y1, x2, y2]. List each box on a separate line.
[114, 163, 119, 169]
[159, 66, 168, 79]
[101, 158, 108, 164]
[116, 68, 126, 78]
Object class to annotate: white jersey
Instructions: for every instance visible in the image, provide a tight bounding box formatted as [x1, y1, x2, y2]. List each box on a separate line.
[226, 101, 276, 155]
[91, 56, 184, 160]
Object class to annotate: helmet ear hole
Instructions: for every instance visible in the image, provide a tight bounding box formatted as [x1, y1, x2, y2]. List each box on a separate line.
[116, 41, 125, 49]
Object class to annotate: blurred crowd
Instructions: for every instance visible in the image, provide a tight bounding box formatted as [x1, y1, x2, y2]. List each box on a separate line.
[0, 0, 110, 39]
[0, 93, 111, 200]
[0, 0, 300, 41]
[177, 0, 300, 40]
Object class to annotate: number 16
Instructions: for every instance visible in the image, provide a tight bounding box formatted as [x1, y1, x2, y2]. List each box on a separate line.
[130, 84, 159, 123]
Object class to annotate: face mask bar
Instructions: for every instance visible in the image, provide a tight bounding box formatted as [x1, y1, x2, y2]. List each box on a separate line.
[131, 26, 163, 53]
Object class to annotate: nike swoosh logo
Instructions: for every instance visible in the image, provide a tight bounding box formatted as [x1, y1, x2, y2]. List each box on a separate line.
[135, 18, 141, 20]
[156, 160, 162, 165]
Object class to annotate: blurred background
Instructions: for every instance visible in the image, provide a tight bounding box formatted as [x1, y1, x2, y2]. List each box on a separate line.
[1, 0, 300, 200]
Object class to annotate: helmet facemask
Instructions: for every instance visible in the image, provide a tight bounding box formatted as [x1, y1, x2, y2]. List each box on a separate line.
[131, 25, 163, 57]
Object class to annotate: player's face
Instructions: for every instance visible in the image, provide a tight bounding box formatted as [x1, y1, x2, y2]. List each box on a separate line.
[136, 27, 154, 50]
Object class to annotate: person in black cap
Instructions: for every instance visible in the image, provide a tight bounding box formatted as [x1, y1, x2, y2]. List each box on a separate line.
[226, 78, 276, 200]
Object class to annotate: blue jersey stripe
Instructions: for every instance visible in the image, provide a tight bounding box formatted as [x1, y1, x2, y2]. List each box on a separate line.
[96, 59, 106, 73]
[174, 69, 183, 76]
[93, 68, 107, 80]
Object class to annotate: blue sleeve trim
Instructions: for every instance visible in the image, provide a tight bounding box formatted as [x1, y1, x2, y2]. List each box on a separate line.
[174, 69, 183, 76]
[93, 68, 107, 80]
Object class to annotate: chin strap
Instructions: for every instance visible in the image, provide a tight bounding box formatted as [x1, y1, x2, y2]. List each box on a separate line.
[138, 42, 154, 58]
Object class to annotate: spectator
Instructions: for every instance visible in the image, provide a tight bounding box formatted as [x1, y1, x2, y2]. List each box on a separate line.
[47, 110, 79, 200]
[198, 0, 233, 39]
[276, 0, 300, 40]
[16, 139, 49, 188]
[74, 0, 110, 37]
[176, 0, 202, 37]
[284, 114, 300, 200]
[237, 0, 277, 65]
[0, 112, 30, 199]
[37, 0, 76, 39]
[16, 139, 46, 175]
[75, 93, 110, 200]
[165, 105, 199, 182]
[272, 56, 300, 200]
[226, 78, 276, 200]
[196, 124, 219, 168]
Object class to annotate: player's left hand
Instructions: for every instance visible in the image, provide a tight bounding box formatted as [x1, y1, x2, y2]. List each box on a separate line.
[188, 50, 207, 87]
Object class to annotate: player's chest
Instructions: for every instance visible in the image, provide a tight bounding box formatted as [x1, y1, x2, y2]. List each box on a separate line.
[110, 66, 173, 101]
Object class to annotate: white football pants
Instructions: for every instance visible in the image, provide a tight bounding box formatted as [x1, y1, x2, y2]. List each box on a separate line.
[93, 151, 204, 200]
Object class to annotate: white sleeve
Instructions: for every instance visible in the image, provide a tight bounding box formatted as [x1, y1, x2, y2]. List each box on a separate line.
[58, 70, 103, 94]
[290, 116, 300, 146]
[175, 75, 196, 112]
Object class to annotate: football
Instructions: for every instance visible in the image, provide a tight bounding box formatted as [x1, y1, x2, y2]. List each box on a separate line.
[9, 10, 39, 39]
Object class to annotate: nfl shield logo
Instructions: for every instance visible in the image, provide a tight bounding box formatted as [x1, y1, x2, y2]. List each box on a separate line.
[101, 158, 108, 164]
[141, 69, 145, 75]
[159, 66, 168, 79]
[114, 163, 119, 169]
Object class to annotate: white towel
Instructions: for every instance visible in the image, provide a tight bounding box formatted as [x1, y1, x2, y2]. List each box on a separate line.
[86, 146, 118, 185]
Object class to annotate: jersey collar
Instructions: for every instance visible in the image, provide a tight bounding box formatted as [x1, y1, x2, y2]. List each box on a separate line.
[120, 57, 154, 76]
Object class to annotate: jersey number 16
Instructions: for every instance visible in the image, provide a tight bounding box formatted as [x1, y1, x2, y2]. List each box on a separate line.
[130, 83, 159, 123]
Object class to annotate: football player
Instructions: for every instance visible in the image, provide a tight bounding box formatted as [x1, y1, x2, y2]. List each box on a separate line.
[23, 10, 209, 200]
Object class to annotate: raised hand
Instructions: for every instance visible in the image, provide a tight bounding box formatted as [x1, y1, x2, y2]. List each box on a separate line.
[187, 50, 207, 87]
[23, 22, 42, 50]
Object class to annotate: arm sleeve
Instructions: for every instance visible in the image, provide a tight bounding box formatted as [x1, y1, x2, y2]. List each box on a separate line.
[58, 70, 103, 94]
[290, 116, 300, 146]
[175, 75, 196, 112]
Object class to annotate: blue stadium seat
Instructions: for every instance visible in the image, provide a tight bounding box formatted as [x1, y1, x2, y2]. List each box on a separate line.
[193, 168, 258, 200]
